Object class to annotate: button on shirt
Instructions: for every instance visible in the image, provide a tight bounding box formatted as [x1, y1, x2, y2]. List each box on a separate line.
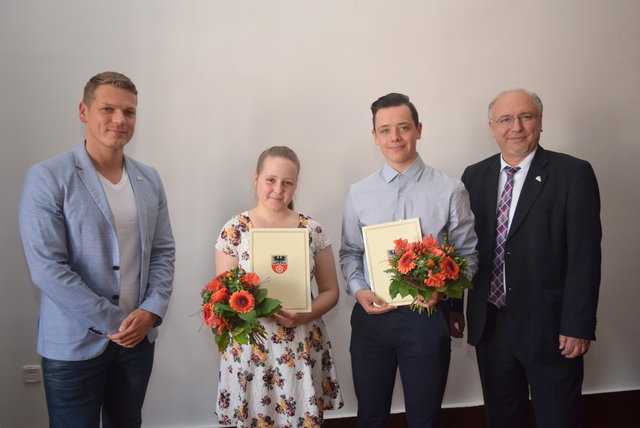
[340, 156, 479, 297]
[496, 149, 536, 294]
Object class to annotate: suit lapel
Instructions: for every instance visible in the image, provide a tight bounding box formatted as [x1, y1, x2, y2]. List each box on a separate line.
[74, 144, 116, 229]
[124, 158, 149, 251]
[478, 155, 501, 231]
[508, 147, 548, 239]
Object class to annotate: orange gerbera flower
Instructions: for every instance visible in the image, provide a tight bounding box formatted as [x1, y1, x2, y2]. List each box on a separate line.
[241, 272, 260, 288]
[441, 256, 460, 279]
[398, 251, 417, 274]
[394, 238, 408, 255]
[425, 270, 446, 288]
[229, 290, 255, 313]
[211, 287, 230, 304]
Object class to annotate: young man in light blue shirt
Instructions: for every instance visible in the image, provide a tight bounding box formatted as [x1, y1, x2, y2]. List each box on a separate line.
[340, 92, 478, 427]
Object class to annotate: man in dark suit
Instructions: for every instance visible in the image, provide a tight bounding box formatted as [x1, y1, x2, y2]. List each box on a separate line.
[461, 89, 601, 428]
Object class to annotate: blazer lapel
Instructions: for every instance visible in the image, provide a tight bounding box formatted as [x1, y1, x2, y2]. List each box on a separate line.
[125, 158, 150, 250]
[74, 144, 116, 229]
[481, 155, 501, 230]
[508, 147, 548, 239]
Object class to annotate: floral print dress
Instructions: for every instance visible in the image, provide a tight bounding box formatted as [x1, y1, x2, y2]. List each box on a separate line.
[214, 212, 343, 428]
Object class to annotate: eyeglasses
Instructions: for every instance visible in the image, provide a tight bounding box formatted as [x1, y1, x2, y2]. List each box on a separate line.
[491, 113, 539, 127]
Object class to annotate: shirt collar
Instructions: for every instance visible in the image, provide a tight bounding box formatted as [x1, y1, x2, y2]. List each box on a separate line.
[381, 155, 425, 183]
[500, 148, 537, 172]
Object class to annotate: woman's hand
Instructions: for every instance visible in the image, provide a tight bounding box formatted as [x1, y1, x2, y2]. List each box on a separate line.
[269, 245, 341, 328]
[270, 309, 310, 328]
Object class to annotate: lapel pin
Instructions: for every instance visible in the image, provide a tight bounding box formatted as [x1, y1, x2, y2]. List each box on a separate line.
[535, 176, 542, 182]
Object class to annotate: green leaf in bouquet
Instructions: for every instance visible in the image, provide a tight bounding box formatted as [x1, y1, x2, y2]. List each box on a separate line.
[214, 302, 233, 314]
[239, 310, 258, 324]
[254, 287, 268, 302]
[444, 285, 463, 299]
[231, 325, 245, 336]
[258, 298, 282, 317]
[458, 276, 473, 290]
[201, 290, 212, 302]
[396, 280, 417, 298]
[215, 332, 230, 352]
[233, 332, 249, 345]
[389, 279, 402, 298]
[228, 281, 243, 294]
[417, 288, 434, 301]
[235, 320, 253, 333]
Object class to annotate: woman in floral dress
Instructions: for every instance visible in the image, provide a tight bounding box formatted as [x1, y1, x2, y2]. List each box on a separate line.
[214, 146, 343, 427]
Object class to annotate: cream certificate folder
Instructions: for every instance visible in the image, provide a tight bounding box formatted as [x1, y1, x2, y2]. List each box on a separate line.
[362, 218, 422, 306]
[249, 228, 311, 312]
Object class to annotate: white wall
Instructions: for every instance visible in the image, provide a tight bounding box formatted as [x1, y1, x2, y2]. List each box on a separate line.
[1, 1, 639, 426]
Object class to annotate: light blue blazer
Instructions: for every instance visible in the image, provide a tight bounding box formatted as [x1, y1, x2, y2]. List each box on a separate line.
[19, 144, 175, 361]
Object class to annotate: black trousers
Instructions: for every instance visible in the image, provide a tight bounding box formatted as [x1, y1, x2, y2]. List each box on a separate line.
[475, 304, 584, 428]
[350, 303, 451, 428]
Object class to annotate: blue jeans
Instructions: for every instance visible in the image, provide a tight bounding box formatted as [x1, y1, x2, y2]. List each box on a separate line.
[42, 339, 155, 428]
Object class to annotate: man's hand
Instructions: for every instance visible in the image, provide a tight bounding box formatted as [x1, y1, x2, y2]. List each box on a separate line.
[414, 292, 442, 310]
[449, 311, 466, 338]
[356, 289, 396, 314]
[559, 335, 591, 358]
[107, 309, 158, 348]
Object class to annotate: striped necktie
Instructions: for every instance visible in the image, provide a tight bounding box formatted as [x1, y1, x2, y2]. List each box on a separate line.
[488, 166, 520, 308]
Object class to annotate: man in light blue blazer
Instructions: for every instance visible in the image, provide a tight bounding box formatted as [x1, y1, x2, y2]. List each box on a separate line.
[19, 71, 175, 428]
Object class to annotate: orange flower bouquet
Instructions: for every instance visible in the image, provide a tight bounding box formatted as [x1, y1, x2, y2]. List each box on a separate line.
[386, 234, 473, 314]
[201, 267, 282, 352]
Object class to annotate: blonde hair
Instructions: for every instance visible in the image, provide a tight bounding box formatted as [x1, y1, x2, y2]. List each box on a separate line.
[256, 146, 300, 210]
[83, 71, 137, 105]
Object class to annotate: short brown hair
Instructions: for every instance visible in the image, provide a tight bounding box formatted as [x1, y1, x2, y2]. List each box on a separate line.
[371, 93, 420, 129]
[83, 71, 138, 105]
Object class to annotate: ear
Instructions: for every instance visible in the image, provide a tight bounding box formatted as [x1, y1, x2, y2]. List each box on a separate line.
[253, 172, 258, 185]
[416, 122, 423, 139]
[372, 128, 381, 146]
[79, 102, 89, 124]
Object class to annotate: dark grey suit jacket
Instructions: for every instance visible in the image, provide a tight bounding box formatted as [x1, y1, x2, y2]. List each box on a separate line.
[461, 146, 601, 363]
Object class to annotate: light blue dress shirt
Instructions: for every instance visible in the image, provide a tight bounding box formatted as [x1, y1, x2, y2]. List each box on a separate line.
[340, 156, 479, 297]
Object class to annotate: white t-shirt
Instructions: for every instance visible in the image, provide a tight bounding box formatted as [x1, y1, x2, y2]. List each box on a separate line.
[99, 170, 141, 315]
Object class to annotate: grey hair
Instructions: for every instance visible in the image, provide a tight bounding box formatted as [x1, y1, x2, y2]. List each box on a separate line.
[488, 89, 543, 119]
